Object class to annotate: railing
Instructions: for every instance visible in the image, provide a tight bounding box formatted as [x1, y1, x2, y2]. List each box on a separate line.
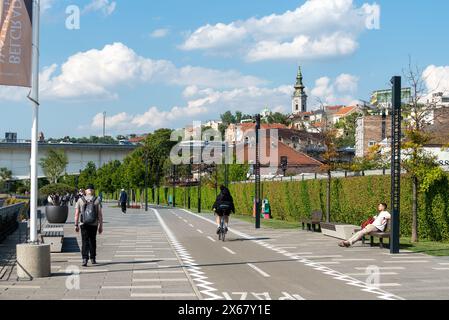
[0, 203, 25, 243]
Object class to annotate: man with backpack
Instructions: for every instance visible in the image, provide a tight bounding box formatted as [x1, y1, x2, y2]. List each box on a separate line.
[75, 184, 103, 267]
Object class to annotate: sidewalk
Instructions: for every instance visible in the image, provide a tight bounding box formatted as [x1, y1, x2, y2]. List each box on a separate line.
[0, 205, 198, 300]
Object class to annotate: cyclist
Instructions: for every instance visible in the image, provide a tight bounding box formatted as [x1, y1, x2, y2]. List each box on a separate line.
[212, 185, 235, 234]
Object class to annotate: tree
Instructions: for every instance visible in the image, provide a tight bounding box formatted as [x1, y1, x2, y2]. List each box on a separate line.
[402, 59, 446, 243]
[39, 149, 68, 184]
[315, 101, 342, 222]
[0, 167, 12, 191]
[334, 112, 363, 148]
[266, 112, 290, 126]
[78, 162, 97, 189]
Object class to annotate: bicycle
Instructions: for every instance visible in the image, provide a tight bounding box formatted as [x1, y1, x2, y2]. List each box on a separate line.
[218, 214, 227, 242]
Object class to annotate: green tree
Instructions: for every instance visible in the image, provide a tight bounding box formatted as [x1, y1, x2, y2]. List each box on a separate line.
[402, 59, 445, 243]
[0, 167, 12, 191]
[78, 162, 97, 189]
[39, 149, 68, 184]
[334, 112, 362, 148]
[266, 112, 290, 125]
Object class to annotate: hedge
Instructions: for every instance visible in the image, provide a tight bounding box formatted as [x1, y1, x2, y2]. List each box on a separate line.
[110, 174, 449, 241]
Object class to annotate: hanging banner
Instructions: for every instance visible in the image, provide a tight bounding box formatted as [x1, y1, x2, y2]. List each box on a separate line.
[0, 0, 33, 88]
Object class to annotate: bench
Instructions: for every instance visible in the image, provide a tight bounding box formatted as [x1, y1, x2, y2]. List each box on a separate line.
[355, 222, 391, 249]
[300, 211, 323, 232]
[41, 224, 64, 253]
[321, 223, 360, 240]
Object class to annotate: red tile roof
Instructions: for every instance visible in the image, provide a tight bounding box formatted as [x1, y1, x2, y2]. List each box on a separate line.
[335, 106, 357, 116]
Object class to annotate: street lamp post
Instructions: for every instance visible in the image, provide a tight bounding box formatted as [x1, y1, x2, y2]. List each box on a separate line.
[390, 76, 402, 254]
[144, 155, 149, 212]
[172, 164, 176, 208]
[198, 161, 202, 213]
[255, 114, 261, 229]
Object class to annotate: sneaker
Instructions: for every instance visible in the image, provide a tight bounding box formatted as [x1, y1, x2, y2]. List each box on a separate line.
[91, 259, 97, 265]
[216, 227, 221, 234]
[82, 259, 88, 267]
[224, 226, 228, 233]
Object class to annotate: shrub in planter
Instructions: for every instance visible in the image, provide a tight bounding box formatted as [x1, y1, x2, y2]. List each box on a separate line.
[39, 183, 73, 224]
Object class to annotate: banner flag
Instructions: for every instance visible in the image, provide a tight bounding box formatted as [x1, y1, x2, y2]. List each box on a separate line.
[0, 0, 33, 88]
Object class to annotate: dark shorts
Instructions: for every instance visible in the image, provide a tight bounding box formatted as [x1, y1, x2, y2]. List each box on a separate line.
[215, 210, 232, 217]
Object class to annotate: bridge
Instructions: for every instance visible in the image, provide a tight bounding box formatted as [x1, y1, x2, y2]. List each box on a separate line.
[0, 142, 137, 180]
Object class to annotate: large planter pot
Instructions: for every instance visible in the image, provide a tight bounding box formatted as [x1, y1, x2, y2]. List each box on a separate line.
[45, 206, 69, 224]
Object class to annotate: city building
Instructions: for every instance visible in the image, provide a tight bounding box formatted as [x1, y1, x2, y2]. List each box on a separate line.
[355, 115, 392, 158]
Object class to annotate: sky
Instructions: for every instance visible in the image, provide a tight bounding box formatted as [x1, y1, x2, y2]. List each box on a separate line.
[1, 0, 449, 139]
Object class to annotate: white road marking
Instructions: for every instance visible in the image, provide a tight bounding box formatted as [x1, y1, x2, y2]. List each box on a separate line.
[355, 267, 405, 270]
[197, 229, 204, 234]
[333, 259, 376, 262]
[80, 269, 109, 273]
[189, 224, 194, 228]
[247, 264, 270, 278]
[207, 236, 216, 242]
[439, 263, 449, 265]
[315, 262, 340, 265]
[116, 251, 154, 253]
[115, 254, 156, 257]
[384, 260, 429, 263]
[133, 270, 184, 274]
[223, 247, 236, 255]
[0, 285, 40, 289]
[101, 285, 161, 289]
[376, 283, 402, 287]
[346, 272, 398, 276]
[433, 268, 449, 271]
[133, 278, 189, 282]
[131, 293, 196, 298]
[300, 255, 343, 259]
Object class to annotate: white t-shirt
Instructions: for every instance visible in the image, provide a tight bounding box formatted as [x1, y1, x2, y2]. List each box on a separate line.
[372, 211, 391, 232]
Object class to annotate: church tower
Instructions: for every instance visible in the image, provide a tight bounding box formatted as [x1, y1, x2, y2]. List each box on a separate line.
[292, 66, 307, 115]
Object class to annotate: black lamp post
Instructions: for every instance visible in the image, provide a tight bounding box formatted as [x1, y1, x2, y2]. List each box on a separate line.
[390, 76, 402, 254]
[172, 164, 176, 208]
[255, 114, 261, 229]
[144, 154, 149, 212]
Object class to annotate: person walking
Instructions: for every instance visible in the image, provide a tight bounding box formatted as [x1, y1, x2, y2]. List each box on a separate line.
[75, 185, 103, 267]
[119, 189, 128, 214]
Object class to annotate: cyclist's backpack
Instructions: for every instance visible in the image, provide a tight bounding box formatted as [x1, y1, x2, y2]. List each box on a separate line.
[81, 197, 98, 225]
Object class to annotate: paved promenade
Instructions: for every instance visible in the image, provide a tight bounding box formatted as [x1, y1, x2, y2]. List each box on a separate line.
[1, 204, 449, 300]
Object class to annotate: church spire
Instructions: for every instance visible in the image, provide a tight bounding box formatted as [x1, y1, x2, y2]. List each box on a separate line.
[292, 66, 308, 114]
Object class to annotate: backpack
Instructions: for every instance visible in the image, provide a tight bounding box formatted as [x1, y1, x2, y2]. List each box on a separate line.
[361, 217, 375, 229]
[81, 196, 98, 225]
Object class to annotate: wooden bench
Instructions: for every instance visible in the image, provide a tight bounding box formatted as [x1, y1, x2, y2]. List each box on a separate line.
[300, 211, 323, 232]
[355, 222, 391, 249]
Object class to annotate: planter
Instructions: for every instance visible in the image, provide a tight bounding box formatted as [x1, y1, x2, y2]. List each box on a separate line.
[45, 206, 69, 224]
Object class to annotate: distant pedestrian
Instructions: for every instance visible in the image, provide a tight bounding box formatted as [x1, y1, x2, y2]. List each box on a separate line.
[75, 185, 103, 267]
[119, 189, 128, 214]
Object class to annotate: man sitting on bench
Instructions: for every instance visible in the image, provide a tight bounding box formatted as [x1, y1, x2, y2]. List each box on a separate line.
[339, 203, 391, 248]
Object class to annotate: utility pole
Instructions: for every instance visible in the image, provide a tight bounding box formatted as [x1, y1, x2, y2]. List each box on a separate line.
[103, 111, 106, 138]
[390, 76, 402, 254]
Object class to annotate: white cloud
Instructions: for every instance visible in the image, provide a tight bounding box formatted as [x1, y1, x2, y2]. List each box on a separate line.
[11, 42, 265, 101]
[84, 0, 116, 16]
[90, 85, 293, 132]
[150, 28, 170, 38]
[423, 65, 449, 95]
[41, 0, 55, 12]
[181, 0, 378, 62]
[310, 73, 360, 107]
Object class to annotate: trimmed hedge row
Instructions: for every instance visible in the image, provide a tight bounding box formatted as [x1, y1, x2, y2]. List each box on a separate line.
[109, 174, 449, 241]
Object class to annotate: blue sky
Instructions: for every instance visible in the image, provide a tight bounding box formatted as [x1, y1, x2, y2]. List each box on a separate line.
[1, 0, 449, 139]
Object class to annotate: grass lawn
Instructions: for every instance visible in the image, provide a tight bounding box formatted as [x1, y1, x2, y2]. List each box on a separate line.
[231, 214, 449, 256]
